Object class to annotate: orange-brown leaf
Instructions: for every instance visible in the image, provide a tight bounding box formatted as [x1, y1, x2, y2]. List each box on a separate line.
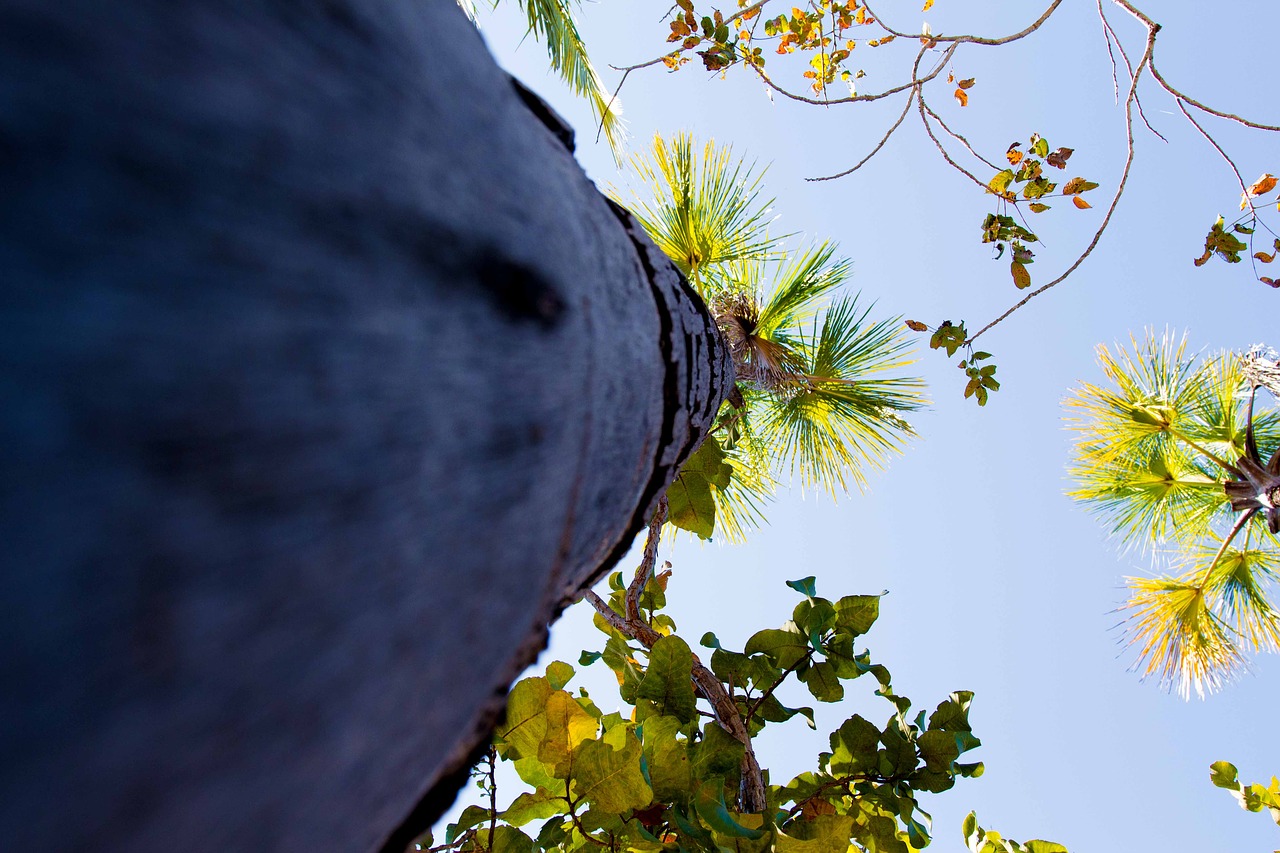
[922, 0, 935, 9]
[1255, 251, 1276, 264]
[1242, 173, 1278, 209]
[905, 320, 929, 332]
[1006, 144, 1023, 166]
[1072, 196, 1092, 209]
[954, 88, 968, 107]
[957, 77, 976, 89]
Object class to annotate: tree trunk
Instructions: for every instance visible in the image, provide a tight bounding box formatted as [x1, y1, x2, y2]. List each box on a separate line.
[0, 2, 732, 850]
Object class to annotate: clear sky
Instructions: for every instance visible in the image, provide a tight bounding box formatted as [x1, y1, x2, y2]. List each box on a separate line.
[443, 1, 1280, 850]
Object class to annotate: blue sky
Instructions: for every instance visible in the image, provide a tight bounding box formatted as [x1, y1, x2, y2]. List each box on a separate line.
[443, 1, 1280, 849]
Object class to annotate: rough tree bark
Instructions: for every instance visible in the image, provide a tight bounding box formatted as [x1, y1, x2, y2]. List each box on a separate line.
[0, 1, 731, 850]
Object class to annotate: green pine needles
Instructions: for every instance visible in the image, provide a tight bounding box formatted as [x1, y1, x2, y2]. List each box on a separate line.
[1066, 332, 1280, 698]
[613, 133, 926, 542]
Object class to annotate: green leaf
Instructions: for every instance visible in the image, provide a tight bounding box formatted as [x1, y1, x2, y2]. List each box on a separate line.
[988, 169, 1015, 195]
[799, 660, 844, 702]
[636, 635, 698, 723]
[694, 777, 766, 838]
[579, 650, 602, 666]
[700, 631, 721, 649]
[499, 677, 557, 760]
[1031, 135, 1050, 157]
[834, 594, 880, 635]
[828, 714, 881, 775]
[539, 691, 600, 776]
[1029, 202, 1050, 213]
[787, 576, 819, 597]
[1210, 760, 1241, 790]
[502, 788, 568, 827]
[690, 721, 745, 782]
[744, 627, 810, 668]
[666, 469, 718, 539]
[571, 736, 653, 814]
[546, 661, 575, 691]
[685, 436, 734, 489]
[917, 729, 960, 771]
[641, 715, 692, 801]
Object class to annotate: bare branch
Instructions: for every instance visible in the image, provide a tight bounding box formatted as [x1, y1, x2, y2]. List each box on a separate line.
[1095, 0, 1165, 141]
[626, 497, 667, 622]
[746, 42, 958, 107]
[1096, 0, 1121, 104]
[1176, 101, 1249, 201]
[1147, 56, 1280, 132]
[969, 27, 1155, 344]
[917, 95, 989, 192]
[920, 98, 1002, 173]
[860, 0, 1065, 46]
[807, 91, 915, 182]
[582, 586, 767, 811]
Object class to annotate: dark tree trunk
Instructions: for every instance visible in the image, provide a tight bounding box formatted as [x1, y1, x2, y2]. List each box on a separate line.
[0, 2, 731, 850]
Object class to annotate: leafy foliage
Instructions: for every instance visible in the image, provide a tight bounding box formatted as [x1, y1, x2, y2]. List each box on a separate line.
[1209, 760, 1280, 828]
[612, 134, 925, 540]
[1065, 331, 1280, 697]
[426, 575, 1067, 853]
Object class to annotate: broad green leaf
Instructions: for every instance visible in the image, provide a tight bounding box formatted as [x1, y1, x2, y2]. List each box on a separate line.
[539, 691, 600, 776]
[928, 691, 975, 732]
[988, 169, 1015, 195]
[641, 715, 692, 800]
[828, 714, 881, 775]
[667, 468, 718, 539]
[500, 677, 556, 760]
[1210, 761, 1241, 789]
[690, 721, 745, 781]
[694, 777, 766, 839]
[546, 661, 575, 691]
[502, 788, 567, 827]
[834, 594, 880, 635]
[917, 729, 960, 771]
[571, 736, 653, 814]
[744, 627, 810, 668]
[799, 660, 844, 702]
[684, 437, 734, 488]
[776, 814, 856, 853]
[636, 635, 698, 723]
[786, 576, 819, 597]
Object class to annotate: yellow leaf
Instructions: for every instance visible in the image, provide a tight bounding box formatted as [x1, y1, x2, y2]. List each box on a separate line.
[1011, 261, 1031, 289]
[1006, 144, 1023, 166]
[1073, 196, 1092, 209]
[923, 0, 934, 9]
[954, 88, 968, 107]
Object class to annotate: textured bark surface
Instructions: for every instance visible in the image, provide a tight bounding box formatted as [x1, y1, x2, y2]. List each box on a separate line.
[0, 2, 731, 850]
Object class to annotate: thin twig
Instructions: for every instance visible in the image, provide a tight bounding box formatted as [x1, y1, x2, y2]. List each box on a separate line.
[743, 652, 810, 724]
[1176, 101, 1250, 201]
[486, 746, 498, 853]
[1095, 0, 1164, 141]
[596, 68, 631, 144]
[1096, 0, 1121, 104]
[860, 0, 1065, 46]
[746, 42, 957, 107]
[917, 95, 989, 191]
[808, 91, 915, 182]
[920, 98, 1002, 172]
[968, 27, 1156, 345]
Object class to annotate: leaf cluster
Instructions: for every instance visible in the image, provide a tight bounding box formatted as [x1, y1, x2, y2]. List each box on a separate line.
[1209, 760, 1280, 827]
[429, 576, 1052, 853]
